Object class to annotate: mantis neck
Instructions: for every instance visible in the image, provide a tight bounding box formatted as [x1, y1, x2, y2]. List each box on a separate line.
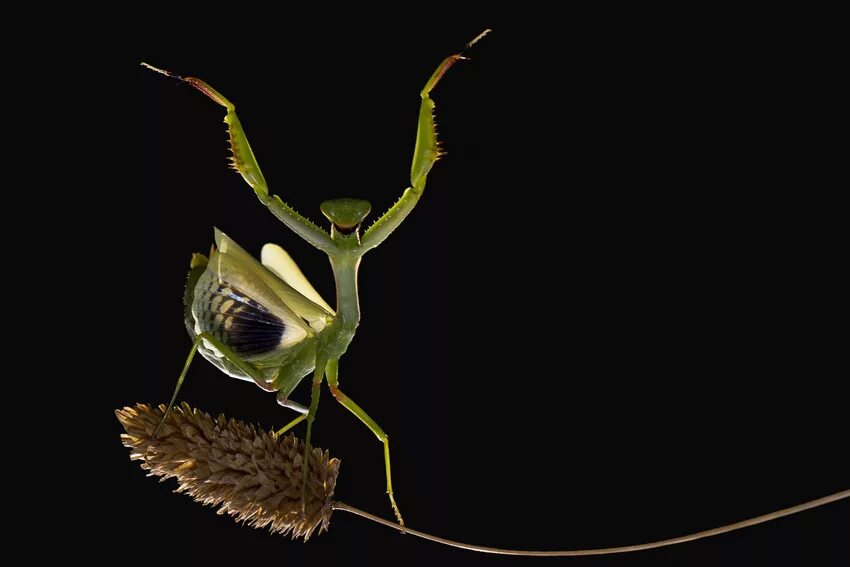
[330, 254, 362, 331]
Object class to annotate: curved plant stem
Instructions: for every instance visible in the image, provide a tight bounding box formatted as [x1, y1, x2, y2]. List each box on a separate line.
[333, 489, 849, 557]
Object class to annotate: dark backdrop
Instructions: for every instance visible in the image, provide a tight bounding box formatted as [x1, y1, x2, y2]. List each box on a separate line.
[107, 13, 846, 566]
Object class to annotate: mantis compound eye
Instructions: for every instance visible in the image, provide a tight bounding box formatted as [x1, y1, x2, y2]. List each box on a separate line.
[320, 198, 372, 234]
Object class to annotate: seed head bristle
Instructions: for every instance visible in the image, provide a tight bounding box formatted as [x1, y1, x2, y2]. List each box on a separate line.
[116, 402, 340, 540]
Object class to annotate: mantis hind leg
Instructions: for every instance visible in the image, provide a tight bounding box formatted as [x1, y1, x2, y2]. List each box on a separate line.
[300, 355, 327, 513]
[325, 359, 405, 526]
[155, 332, 276, 437]
[273, 413, 307, 437]
[274, 392, 308, 436]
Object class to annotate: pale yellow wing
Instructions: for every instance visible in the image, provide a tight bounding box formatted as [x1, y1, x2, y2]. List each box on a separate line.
[261, 243, 335, 315]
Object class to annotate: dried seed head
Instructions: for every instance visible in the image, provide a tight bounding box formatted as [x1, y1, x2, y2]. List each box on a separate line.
[116, 403, 340, 540]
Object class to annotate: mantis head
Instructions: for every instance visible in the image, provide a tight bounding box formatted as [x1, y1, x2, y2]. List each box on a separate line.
[321, 198, 372, 238]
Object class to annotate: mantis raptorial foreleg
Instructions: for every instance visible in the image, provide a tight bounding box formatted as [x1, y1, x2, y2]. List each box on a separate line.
[325, 359, 404, 526]
[141, 63, 334, 253]
[361, 29, 490, 252]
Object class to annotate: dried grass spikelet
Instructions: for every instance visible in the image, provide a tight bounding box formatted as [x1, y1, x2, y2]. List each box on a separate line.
[116, 403, 340, 540]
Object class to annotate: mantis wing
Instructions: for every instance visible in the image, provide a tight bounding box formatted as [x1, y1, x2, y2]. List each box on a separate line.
[192, 231, 311, 359]
[187, 230, 328, 384]
[261, 244, 335, 315]
[213, 229, 334, 333]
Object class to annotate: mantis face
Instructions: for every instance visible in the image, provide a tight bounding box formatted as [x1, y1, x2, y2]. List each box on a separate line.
[320, 198, 372, 239]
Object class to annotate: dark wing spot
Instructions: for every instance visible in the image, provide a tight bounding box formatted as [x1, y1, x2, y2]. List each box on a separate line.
[192, 274, 285, 356]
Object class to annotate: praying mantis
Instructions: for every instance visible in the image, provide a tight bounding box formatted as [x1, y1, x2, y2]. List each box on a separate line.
[143, 30, 491, 526]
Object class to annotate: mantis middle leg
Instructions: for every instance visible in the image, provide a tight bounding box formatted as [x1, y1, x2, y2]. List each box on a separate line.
[325, 358, 404, 526]
[157, 332, 306, 437]
[156, 332, 277, 437]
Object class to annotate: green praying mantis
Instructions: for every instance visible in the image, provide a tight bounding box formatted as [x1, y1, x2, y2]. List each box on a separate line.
[143, 30, 490, 527]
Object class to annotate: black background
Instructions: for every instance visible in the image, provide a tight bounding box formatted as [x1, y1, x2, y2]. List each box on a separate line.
[108, 12, 846, 565]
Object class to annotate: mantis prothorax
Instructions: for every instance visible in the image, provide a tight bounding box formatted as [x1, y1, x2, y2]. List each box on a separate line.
[143, 29, 491, 526]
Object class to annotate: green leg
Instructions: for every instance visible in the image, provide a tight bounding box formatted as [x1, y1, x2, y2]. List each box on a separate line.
[326, 359, 405, 526]
[155, 332, 275, 437]
[271, 362, 311, 436]
[276, 390, 308, 414]
[274, 414, 307, 437]
[361, 30, 490, 252]
[300, 355, 327, 512]
[141, 63, 334, 253]
[412, 29, 491, 191]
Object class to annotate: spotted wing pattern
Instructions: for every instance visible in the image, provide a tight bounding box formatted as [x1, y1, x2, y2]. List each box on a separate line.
[192, 270, 286, 358]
